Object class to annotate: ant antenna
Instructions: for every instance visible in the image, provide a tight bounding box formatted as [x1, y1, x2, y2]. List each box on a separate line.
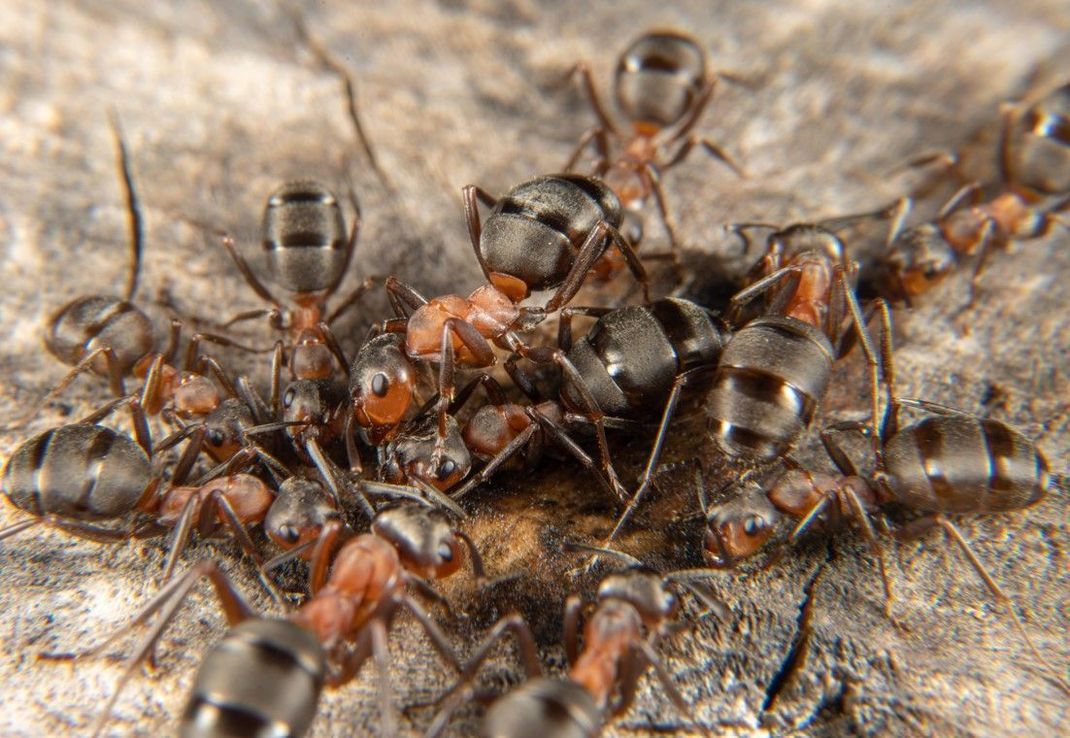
[108, 109, 143, 302]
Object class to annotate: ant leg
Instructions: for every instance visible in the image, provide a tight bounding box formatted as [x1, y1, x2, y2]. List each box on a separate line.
[642, 162, 684, 272]
[456, 612, 540, 683]
[837, 273, 885, 466]
[192, 355, 239, 399]
[13, 346, 127, 429]
[326, 275, 378, 325]
[396, 595, 468, 672]
[308, 437, 374, 520]
[961, 219, 997, 310]
[663, 133, 746, 178]
[839, 485, 895, 617]
[462, 184, 499, 282]
[530, 407, 620, 503]
[221, 307, 279, 329]
[219, 233, 281, 307]
[384, 276, 429, 317]
[725, 264, 802, 325]
[894, 397, 975, 418]
[108, 110, 144, 303]
[449, 373, 506, 414]
[526, 347, 629, 503]
[159, 493, 206, 584]
[601, 367, 712, 546]
[75, 559, 255, 738]
[450, 423, 539, 500]
[883, 197, 913, 250]
[307, 520, 348, 595]
[915, 515, 1070, 695]
[503, 353, 542, 403]
[434, 318, 496, 423]
[566, 61, 620, 135]
[564, 594, 582, 666]
[344, 412, 364, 477]
[424, 611, 539, 738]
[563, 126, 611, 174]
[634, 639, 690, 715]
[169, 424, 207, 487]
[0, 515, 139, 543]
[137, 352, 166, 415]
[317, 321, 350, 378]
[541, 221, 623, 313]
[190, 331, 271, 356]
[270, 340, 284, 418]
[938, 182, 984, 220]
[162, 318, 183, 365]
[786, 476, 835, 545]
[557, 305, 613, 352]
[370, 619, 397, 738]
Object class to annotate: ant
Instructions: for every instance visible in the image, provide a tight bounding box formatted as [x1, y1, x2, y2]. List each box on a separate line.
[880, 79, 1070, 306]
[702, 341, 1069, 695]
[23, 115, 255, 437]
[216, 178, 377, 394]
[426, 546, 725, 737]
[565, 30, 747, 272]
[706, 219, 889, 467]
[78, 500, 487, 737]
[0, 398, 281, 586]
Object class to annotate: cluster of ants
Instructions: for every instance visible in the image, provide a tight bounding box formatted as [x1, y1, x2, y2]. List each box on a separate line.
[2, 29, 1069, 738]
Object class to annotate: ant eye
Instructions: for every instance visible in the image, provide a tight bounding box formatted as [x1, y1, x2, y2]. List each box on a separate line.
[283, 388, 296, 407]
[279, 525, 300, 544]
[437, 543, 454, 562]
[207, 429, 225, 446]
[437, 459, 457, 480]
[744, 515, 766, 536]
[371, 372, 390, 397]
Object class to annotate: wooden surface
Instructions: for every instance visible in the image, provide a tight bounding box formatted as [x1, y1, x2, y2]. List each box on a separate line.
[0, 1, 1067, 736]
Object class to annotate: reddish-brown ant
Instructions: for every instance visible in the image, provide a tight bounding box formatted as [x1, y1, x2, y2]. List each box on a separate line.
[565, 30, 747, 273]
[76, 500, 485, 737]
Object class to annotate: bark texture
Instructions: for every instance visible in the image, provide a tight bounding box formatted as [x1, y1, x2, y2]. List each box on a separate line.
[0, 1, 1067, 736]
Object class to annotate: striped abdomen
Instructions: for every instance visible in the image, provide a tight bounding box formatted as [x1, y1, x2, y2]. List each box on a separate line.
[483, 677, 601, 738]
[882, 415, 1050, 514]
[563, 298, 727, 418]
[707, 316, 833, 462]
[1, 423, 149, 520]
[181, 619, 326, 738]
[45, 295, 154, 373]
[480, 175, 622, 292]
[261, 180, 348, 294]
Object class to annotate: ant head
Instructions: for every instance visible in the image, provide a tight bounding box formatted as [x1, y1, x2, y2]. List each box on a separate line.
[702, 485, 781, 568]
[883, 223, 955, 298]
[771, 224, 847, 267]
[381, 413, 471, 491]
[201, 398, 254, 463]
[350, 333, 416, 431]
[597, 567, 677, 625]
[265, 475, 338, 550]
[614, 30, 707, 131]
[372, 503, 464, 579]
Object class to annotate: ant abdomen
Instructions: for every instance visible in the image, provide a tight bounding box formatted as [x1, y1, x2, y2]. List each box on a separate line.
[46, 295, 154, 374]
[614, 31, 707, 131]
[2, 423, 150, 520]
[480, 175, 622, 292]
[180, 618, 326, 738]
[707, 315, 834, 462]
[881, 414, 1050, 514]
[261, 180, 350, 295]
